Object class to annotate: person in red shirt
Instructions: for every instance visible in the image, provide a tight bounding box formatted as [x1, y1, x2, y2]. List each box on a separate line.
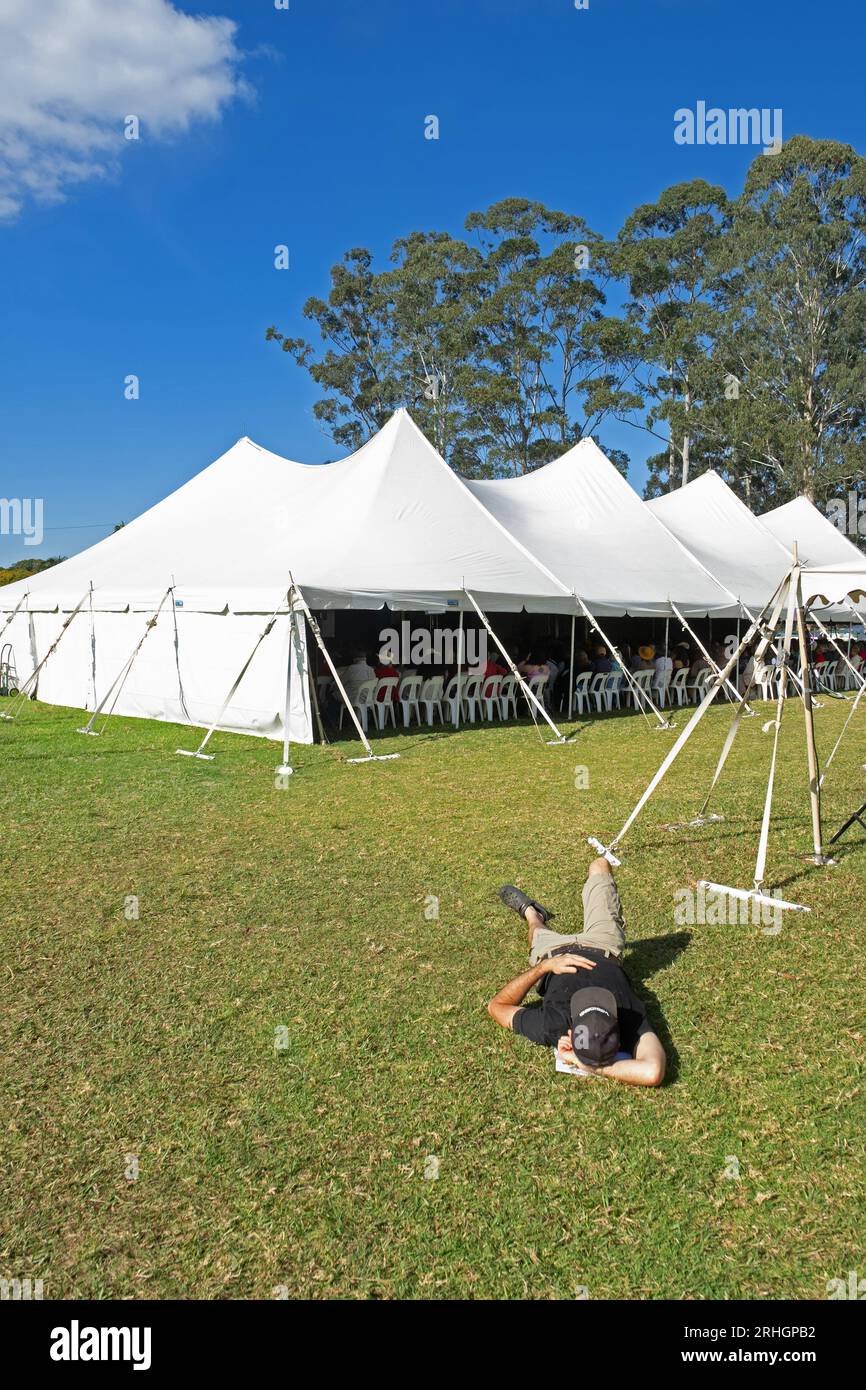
[374, 661, 400, 701]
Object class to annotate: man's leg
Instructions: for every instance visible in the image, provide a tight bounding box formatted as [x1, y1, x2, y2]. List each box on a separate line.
[587, 856, 612, 880]
[525, 904, 545, 951]
[575, 857, 627, 956]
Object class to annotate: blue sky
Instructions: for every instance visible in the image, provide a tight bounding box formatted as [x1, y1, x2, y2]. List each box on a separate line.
[2, 0, 864, 563]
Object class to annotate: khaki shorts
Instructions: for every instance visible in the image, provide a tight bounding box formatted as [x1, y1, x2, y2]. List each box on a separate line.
[528, 872, 626, 964]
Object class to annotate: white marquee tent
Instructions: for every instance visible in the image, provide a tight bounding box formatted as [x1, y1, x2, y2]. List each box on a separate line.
[646, 469, 796, 615]
[0, 411, 572, 744]
[5, 408, 866, 749]
[760, 495, 866, 570]
[465, 438, 737, 618]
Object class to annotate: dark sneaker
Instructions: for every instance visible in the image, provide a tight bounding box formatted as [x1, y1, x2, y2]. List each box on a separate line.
[498, 884, 555, 923]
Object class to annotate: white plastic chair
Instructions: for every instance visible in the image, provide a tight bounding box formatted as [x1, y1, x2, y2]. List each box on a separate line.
[498, 674, 519, 720]
[628, 668, 654, 710]
[754, 663, 778, 701]
[442, 674, 467, 725]
[653, 666, 672, 708]
[669, 668, 690, 706]
[419, 676, 444, 726]
[817, 660, 838, 692]
[589, 672, 609, 713]
[373, 676, 399, 730]
[461, 673, 484, 723]
[523, 672, 549, 714]
[340, 678, 377, 733]
[843, 655, 863, 690]
[478, 674, 502, 720]
[687, 667, 712, 704]
[603, 671, 622, 711]
[572, 671, 593, 715]
[397, 674, 423, 728]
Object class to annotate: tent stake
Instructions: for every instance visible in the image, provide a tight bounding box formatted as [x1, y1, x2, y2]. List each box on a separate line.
[698, 881, 811, 915]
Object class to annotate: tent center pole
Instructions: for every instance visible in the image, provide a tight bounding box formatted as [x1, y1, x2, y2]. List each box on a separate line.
[277, 604, 295, 776]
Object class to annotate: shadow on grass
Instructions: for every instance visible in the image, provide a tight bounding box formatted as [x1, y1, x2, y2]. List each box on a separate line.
[623, 929, 690, 1085]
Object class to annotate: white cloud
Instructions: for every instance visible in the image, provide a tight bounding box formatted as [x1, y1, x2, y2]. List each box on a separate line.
[0, 0, 250, 220]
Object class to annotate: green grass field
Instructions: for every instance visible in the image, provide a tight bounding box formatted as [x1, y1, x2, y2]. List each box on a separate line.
[1, 694, 864, 1300]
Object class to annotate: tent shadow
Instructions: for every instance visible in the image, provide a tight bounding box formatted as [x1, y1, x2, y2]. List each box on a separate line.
[622, 929, 690, 1085]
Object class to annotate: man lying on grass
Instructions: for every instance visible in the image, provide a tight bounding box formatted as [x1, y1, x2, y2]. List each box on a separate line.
[488, 858, 666, 1087]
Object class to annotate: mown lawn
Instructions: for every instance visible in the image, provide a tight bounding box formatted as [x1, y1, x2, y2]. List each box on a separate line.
[1, 693, 864, 1300]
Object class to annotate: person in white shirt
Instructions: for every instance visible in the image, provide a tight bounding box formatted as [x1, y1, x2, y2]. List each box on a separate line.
[342, 651, 377, 702]
[653, 646, 673, 699]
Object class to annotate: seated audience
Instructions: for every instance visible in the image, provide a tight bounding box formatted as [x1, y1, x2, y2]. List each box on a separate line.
[374, 657, 400, 701]
[343, 650, 377, 701]
[590, 644, 613, 675]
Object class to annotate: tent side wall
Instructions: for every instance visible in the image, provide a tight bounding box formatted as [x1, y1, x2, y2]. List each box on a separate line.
[1, 607, 313, 744]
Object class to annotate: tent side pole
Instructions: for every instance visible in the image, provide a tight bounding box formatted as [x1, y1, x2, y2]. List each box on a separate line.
[574, 594, 669, 728]
[88, 582, 97, 712]
[463, 590, 565, 742]
[454, 608, 463, 728]
[278, 608, 295, 774]
[671, 603, 752, 711]
[177, 592, 290, 759]
[0, 590, 89, 720]
[794, 573, 826, 859]
[752, 571, 799, 888]
[290, 584, 388, 761]
[601, 575, 790, 856]
[0, 590, 30, 645]
[77, 586, 174, 736]
[567, 613, 575, 720]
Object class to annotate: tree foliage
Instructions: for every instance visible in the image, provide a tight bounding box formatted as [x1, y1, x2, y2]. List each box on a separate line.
[268, 139, 866, 506]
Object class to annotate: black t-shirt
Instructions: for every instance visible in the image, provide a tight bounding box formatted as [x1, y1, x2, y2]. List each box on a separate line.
[512, 949, 653, 1052]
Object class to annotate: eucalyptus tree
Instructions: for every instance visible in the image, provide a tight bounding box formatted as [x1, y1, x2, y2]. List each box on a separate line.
[610, 180, 729, 494]
[706, 136, 866, 506]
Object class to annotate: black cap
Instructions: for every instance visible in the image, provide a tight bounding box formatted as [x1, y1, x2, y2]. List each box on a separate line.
[570, 987, 620, 1068]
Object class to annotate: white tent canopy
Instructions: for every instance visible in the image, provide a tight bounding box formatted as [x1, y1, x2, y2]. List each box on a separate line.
[647, 470, 797, 614]
[0, 410, 570, 616]
[0, 411, 572, 743]
[760, 495, 866, 569]
[799, 563, 866, 608]
[464, 438, 736, 617]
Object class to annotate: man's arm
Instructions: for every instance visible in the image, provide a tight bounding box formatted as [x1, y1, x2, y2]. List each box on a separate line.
[555, 1029, 666, 1087]
[487, 953, 596, 1030]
